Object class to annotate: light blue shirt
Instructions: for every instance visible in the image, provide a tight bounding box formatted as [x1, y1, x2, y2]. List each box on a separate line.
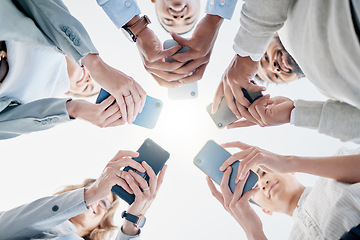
[96, 0, 141, 28]
[205, 0, 238, 20]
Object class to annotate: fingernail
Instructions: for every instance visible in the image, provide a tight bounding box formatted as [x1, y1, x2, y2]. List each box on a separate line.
[219, 166, 224, 171]
[262, 87, 266, 91]
[188, 72, 193, 76]
[235, 114, 241, 119]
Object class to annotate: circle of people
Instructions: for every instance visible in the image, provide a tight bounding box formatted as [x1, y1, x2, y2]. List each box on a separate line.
[0, 0, 359, 240]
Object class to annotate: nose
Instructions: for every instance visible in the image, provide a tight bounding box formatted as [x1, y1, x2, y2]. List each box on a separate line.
[271, 60, 280, 73]
[259, 179, 269, 191]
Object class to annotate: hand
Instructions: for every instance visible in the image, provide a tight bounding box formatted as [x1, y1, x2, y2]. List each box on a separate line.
[84, 150, 145, 206]
[122, 163, 167, 235]
[219, 141, 293, 182]
[136, 27, 188, 88]
[207, 169, 266, 240]
[169, 14, 224, 84]
[81, 54, 146, 124]
[228, 96, 294, 129]
[212, 55, 265, 118]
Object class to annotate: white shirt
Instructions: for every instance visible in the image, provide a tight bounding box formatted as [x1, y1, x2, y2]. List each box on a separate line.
[0, 40, 69, 104]
[290, 147, 360, 239]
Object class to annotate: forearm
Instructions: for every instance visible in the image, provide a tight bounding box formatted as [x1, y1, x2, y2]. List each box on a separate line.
[246, 231, 268, 240]
[290, 155, 360, 183]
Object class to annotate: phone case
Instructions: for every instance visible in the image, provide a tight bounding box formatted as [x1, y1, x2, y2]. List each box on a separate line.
[207, 98, 238, 129]
[95, 89, 163, 129]
[163, 39, 198, 100]
[112, 138, 170, 205]
[194, 140, 259, 196]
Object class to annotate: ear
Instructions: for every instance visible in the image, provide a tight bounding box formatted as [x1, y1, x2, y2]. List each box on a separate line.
[262, 208, 273, 216]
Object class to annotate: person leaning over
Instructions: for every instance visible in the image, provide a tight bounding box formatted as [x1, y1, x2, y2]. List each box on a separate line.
[207, 141, 360, 239]
[0, 150, 167, 239]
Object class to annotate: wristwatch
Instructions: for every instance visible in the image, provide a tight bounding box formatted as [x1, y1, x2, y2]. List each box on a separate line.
[121, 211, 146, 228]
[121, 15, 151, 42]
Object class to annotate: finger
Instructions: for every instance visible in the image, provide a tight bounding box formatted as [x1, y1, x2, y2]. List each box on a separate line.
[223, 82, 241, 119]
[157, 44, 182, 60]
[142, 161, 157, 195]
[103, 101, 120, 119]
[206, 176, 224, 205]
[170, 32, 191, 46]
[146, 60, 184, 72]
[112, 150, 139, 160]
[231, 85, 251, 108]
[233, 171, 250, 200]
[179, 64, 207, 84]
[133, 81, 146, 113]
[211, 82, 224, 114]
[128, 170, 150, 197]
[248, 95, 271, 126]
[99, 95, 116, 109]
[220, 167, 233, 202]
[247, 102, 265, 127]
[151, 74, 182, 88]
[124, 95, 134, 124]
[238, 149, 259, 182]
[219, 148, 253, 172]
[245, 81, 266, 93]
[125, 174, 143, 197]
[115, 96, 128, 124]
[155, 165, 167, 193]
[241, 187, 260, 202]
[115, 177, 134, 194]
[255, 98, 274, 125]
[236, 101, 261, 125]
[129, 89, 141, 120]
[104, 109, 122, 127]
[227, 119, 257, 129]
[150, 68, 190, 81]
[171, 57, 208, 75]
[221, 141, 253, 150]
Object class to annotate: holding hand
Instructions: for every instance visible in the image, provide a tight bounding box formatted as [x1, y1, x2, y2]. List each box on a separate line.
[81, 54, 146, 124]
[207, 169, 266, 240]
[212, 55, 265, 118]
[219, 141, 293, 183]
[66, 97, 125, 127]
[228, 96, 294, 129]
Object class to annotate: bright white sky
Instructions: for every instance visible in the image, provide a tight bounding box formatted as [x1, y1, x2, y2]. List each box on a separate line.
[0, 1, 358, 239]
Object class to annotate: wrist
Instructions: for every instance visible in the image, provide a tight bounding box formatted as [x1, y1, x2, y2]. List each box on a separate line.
[81, 53, 102, 72]
[65, 99, 78, 119]
[205, 14, 224, 28]
[247, 231, 267, 240]
[83, 186, 97, 207]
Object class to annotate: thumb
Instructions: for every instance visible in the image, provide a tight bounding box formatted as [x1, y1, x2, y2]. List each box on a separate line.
[242, 187, 260, 202]
[170, 32, 191, 46]
[244, 82, 266, 93]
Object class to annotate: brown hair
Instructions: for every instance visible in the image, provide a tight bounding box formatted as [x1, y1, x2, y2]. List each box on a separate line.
[54, 179, 120, 240]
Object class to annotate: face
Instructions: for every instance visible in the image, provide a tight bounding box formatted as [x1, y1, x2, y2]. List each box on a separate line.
[66, 57, 101, 96]
[70, 192, 114, 234]
[153, 0, 200, 34]
[257, 35, 304, 84]
[251, 169, 303, 214]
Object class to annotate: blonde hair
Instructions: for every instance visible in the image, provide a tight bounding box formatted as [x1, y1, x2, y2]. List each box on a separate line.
[54, 179, 120, 240]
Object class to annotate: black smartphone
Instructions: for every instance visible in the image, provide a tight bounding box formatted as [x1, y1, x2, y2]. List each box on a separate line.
[112, 138, 170, 205]
[96, 89, 163, 129]
[194, 140, 259, 196]
[163, 39, 198, 100]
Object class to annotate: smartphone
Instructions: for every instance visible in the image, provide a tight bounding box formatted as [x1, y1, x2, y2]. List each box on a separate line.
[207, 98, 238, 129]
[163, 39, 198, 100]
[95, 88, 163, 129]
[193, 140, 259, 196]
[112, 138, 170, 205]
[242, 81, 263, 103]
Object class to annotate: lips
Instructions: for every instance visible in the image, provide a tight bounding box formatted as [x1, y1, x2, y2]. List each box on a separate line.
[168, 4, 187, 16]
[277, 51, 292, 73]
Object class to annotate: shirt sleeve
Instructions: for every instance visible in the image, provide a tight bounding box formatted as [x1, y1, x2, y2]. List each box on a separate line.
[233, 0, 293, 61]
[115, 227, 141, 240]
[205, 0, 238, 20]
[290, 99, 360, 144]
[96, 0, 141, 28]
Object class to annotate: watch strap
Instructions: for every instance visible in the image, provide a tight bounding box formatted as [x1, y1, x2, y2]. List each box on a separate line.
[123, 15, 151, 42]
[121, 211, 146, 228]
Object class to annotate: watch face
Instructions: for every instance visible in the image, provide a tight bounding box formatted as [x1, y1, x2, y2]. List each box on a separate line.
[138, 217, 146, 228]
[121, 27, 135, 42]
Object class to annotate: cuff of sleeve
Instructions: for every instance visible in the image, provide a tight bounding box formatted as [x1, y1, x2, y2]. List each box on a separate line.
[233, 44, 263, 61]
[205, 0, 238, 20]
[117, 226, 141, 240]
[97, 0, 141, 28]
[290, 100, 324, 129]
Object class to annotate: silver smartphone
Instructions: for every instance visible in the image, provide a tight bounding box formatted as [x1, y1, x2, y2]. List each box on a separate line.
[207, 98, 238, 129]
[194, 140, 259, 196]
[163, 39, 198, 100]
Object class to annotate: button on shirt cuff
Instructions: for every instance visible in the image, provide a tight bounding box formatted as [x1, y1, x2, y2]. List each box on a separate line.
[205, 0, 238, 20]
[97, 0, 141, 28]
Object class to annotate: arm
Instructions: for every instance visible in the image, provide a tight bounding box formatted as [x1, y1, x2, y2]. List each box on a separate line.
[0, 188, 88, 240]
[207, 168, 266, 240]
[0, 97, 71, 140]
[291, 99, 360, 144]
[219, 141, 360, 184]
[12, 0, 98, 65]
